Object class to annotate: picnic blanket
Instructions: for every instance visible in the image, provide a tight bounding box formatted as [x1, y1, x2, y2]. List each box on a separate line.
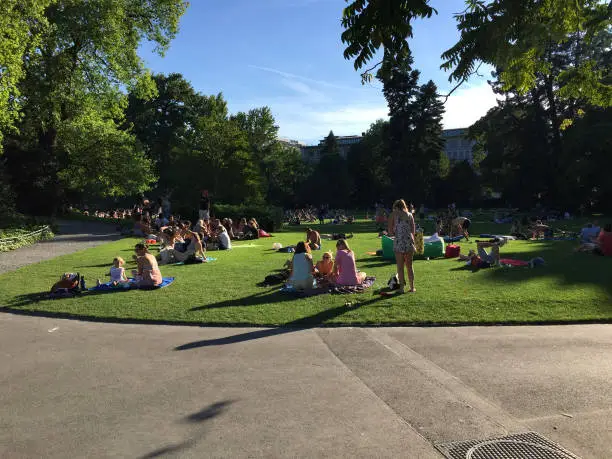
[88, 277, 175, 292]
[443, 235, 464, 243]
[499, 258, 529, 267]
[280, 276, 376, 296]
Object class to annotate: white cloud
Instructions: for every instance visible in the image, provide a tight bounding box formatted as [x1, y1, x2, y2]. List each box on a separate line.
[239, 66, 500, 144]
[442, 82, 500, 129]
[276, 104, 389, 143]
[249, 65, 357, 91]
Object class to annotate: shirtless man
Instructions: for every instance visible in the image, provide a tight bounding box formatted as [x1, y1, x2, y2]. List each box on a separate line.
[306, 227, 321, 250]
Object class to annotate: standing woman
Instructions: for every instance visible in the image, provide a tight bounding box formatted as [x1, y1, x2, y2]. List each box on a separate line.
[388, 199, 416, 293]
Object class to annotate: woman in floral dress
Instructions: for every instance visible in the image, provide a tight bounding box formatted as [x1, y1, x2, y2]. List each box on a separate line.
[387, 199, 416, 293]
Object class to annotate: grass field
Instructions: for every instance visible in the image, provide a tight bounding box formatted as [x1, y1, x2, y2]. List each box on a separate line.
[0, 219, 611, 326]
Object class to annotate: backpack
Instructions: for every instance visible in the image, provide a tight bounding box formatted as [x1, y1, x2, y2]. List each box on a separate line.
[387, 274, 400, 290]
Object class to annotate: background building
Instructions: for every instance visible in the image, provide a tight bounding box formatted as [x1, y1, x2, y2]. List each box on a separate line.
[278, 137, 305, 150]
[442, 128, 476, 163]
[300, 129, 477, 163]
[300, 135, 362, 162]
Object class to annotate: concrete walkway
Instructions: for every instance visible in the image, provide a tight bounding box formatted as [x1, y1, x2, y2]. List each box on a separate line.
[1, 317, 609, 458]
[0, 219, 121, 275]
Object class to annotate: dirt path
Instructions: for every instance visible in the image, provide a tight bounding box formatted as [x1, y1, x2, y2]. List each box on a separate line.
[0, 219, 122, 275]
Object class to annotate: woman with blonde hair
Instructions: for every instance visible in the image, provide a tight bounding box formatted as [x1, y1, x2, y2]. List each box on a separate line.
[332, 239, 366, 285]
[388, 199, 416, 293]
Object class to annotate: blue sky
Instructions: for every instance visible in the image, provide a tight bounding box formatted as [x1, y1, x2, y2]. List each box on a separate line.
[140, 0, 498, 144]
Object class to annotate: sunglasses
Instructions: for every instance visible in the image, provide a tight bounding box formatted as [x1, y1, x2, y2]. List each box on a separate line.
[323, 256, 331, 259]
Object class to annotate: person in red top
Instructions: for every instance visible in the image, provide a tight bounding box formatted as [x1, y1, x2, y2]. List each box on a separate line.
[595, 223, 612, 257]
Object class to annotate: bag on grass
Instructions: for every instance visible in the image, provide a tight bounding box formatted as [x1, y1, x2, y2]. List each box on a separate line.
[387, 274, 400, 290]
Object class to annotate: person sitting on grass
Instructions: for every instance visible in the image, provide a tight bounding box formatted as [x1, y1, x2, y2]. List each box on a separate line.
[332, 239, 366, 286]
[580, 221, 601, 243]
[289, 241, 315, 290]
[108, 257, 129, 286]
[216, 222, 232, 250]
[510, 218, 529, 240]
[530, 220, 550, 239]
[315, 252, 334, 280]
[132, 243, 163, 287]
[243, 218, 259, 240]
[306, 227, 321, 250]
[594, 223, 612, 257]
[222, 218, 235, 240]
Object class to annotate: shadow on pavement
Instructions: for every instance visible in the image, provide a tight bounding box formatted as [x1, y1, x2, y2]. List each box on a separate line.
[175, 294, 387, 350]
[140, 400, 235, 459]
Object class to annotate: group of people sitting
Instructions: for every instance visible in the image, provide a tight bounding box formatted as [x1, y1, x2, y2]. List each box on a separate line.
[287, 238, 366, 290]
[285, 207, 355, 226]
[131, 213, 264, 265]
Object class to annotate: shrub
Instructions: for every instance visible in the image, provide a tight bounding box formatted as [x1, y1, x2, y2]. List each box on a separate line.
[213, 204, 283, 231]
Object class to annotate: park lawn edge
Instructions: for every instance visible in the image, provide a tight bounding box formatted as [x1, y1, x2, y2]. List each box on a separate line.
[0, 222, 611, 326]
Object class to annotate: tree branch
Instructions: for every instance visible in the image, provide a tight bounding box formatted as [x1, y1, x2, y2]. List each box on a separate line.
[438, 62, 484, 103]
[360, 60, 383, 83]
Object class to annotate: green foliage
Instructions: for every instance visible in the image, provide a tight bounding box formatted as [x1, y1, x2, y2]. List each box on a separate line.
[378, 61, 447, 203]
[1, 0, 187, 214]
[170, 116, 263, 208]
[341, 0, 436, 82]
[263, 143, 308, 207]
[342, 0, 612, 106]
[213, 204, 283, 232]
[0, 0, 55, 151]
[0, 225, 54, 252]
[57, 115, 156, 198]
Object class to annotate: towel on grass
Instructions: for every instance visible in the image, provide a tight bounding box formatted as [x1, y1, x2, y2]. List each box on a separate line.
[88, 277, 175, 291]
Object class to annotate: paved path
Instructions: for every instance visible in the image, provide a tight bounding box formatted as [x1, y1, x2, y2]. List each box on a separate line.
[0, 220, 121, 275]
[1, 317, 609, 458]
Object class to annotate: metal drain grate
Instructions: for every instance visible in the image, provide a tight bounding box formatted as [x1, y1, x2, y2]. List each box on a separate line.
[436, 432, 581, 459]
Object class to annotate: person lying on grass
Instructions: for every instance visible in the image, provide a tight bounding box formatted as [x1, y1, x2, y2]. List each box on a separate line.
[132, 243, 163, 287]
[289, 241, 315, 290]
[321, 232, 354, 240]
[468, 238, 507, 269]
[332, 239, 366, 286]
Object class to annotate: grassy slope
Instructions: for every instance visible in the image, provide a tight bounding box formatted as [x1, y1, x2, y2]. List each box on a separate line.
[0, 219, 610, 326]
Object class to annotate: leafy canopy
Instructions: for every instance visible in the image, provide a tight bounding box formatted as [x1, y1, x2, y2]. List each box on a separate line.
[342, 0, 611, 106]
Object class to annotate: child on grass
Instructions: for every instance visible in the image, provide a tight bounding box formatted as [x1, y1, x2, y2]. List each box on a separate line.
[109, 257, 129, 286]
[315, 252, 334, 279]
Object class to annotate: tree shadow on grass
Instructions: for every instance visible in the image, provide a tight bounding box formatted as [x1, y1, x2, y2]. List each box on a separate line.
[189, 288, 293, 311]
[176, 293, 388, 349]
[470, 242, 612, 311]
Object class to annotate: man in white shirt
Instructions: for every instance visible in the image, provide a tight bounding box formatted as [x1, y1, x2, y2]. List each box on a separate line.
[218, 225, 232, 250]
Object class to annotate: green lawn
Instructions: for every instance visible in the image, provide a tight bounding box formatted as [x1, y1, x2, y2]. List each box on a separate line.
[0, 219, 611, 326]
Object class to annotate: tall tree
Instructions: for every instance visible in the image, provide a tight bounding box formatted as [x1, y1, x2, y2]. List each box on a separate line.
[125, 74, 227, 190]
[0, 1, 55, 151]
[3, 0, 187, 213]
